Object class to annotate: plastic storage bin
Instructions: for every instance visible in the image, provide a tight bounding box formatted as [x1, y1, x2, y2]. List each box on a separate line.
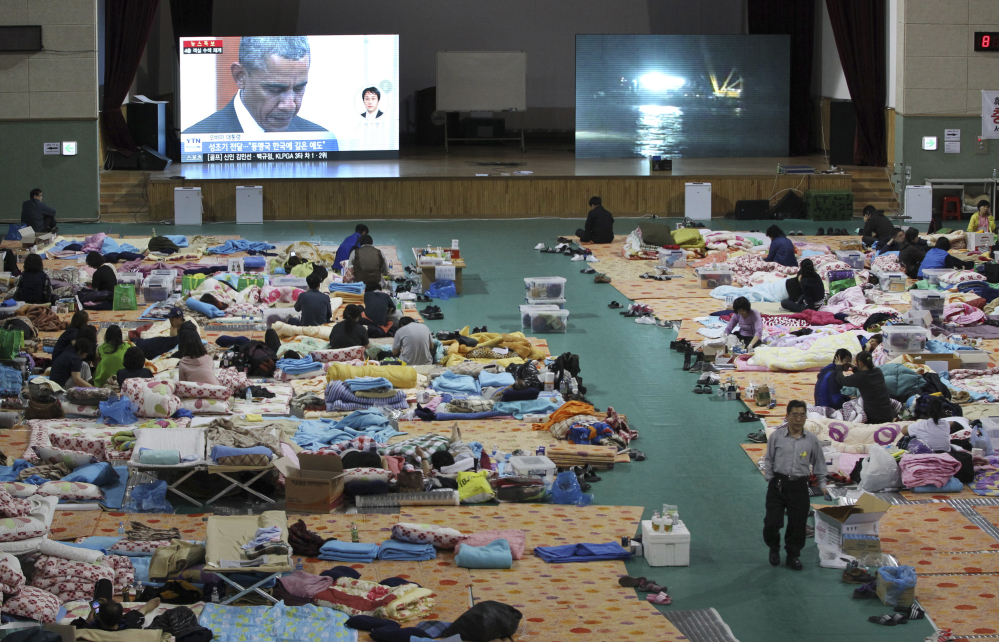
[641, 519, 690, 566]
[696, 268, 734, 289]
[658, 249, 687, 268]
[117, 272, 144, 287]
[883, 325, 927, 354]
[875, 271, 906, 292]
[981, 416, 999, 448]
[508, 455, 556, 479]
[142, 275, 173, 302]
[909, 289, 945, 317]
[270, 276, 308, 288]
[525, 277, 566, 300]
[835, 250, 865, 270]
[524, 308, 569, 333]
[922, 269, 951, 287]
[520, 304, 560, 329]
[522, 296, 566, 309]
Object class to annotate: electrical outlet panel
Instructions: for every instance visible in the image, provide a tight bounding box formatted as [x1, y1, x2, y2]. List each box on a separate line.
[977, 137, 989, 155]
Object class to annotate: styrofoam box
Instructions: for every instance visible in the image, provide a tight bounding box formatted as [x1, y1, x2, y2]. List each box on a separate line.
[641, 519, 690, 567]
[695, 268, 734, 289]
[982, 417, 999, 448]
[658, 249, 686, 268]
[142, 275, 173, 302]
[523, 309, 569, 334]
[508, 455, 556, 479]
[909, 289, 945, 315]
[835, 250, 864, 270]
[520, 304, 560, 329]
[150, 269, 178, 281]
[959, 349, 990, 370]
[525, 277, 566, 300]
[523, 296, 566, 309]
[884, 325, 927, 354]
[921, 269, 952, 287]
[968, 232, 995, 252]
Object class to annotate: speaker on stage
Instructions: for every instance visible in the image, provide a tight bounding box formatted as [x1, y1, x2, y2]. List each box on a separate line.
[829, 100, 856, 167]
[734, 199, 770, 220]
[769, 191, 804, 220]
[104, 150, 139, 170]
[138, 145, 172, 171]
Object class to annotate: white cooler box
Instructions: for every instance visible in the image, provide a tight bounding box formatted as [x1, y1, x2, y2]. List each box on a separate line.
[640, 519, 690, 566]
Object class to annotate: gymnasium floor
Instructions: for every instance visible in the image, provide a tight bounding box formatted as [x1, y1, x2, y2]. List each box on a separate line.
[36, 216, 948, 642]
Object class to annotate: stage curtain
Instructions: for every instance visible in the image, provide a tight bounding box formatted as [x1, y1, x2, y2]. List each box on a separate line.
[101, 0, 161, 155]
[826, 0, 887, 167]
[170, 0, 214, 55]
[747, 0, 815, 156]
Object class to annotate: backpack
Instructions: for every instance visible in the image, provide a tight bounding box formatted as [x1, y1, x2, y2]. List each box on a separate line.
[242, 341, 276, 377]
[218, 349, 246, 372]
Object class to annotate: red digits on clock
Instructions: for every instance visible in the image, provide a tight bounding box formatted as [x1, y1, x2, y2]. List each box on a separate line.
[985, 35, 991, 48]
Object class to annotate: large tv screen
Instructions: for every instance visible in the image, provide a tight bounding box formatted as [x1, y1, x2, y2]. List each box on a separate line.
[180, 35, 399, 162]
[575, 35, 789, 159]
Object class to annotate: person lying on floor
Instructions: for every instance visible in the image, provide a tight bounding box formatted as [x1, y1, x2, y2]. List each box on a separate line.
[781, 259, 824, 312]
[72, 579, 160, 631]
[833, 350, 894, 424]
[764, 225, 798, 268]
[917, 236, 966, 276]
[723, 297, 763, 350]
[575, 196, 614, 244]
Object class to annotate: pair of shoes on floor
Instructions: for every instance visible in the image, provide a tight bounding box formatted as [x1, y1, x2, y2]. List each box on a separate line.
[609, 301, 623, 309]
[693, 383, 713, 394]
[746, 429, 767, 443]
[581, 266, 596, 274]
[623, 303, 652, 317]
[671, 339, 692, 352]
[738, 410, 760, 423]
[868, 613, 909, 626]
[842, 563, 876, 584]
[698, 372, 720, 386]
[639, 272, 671, 281]
[471, 326, 488, 333]
[646, 591, 671, 605]
[635, 315, 656, 325]
[572, 465, 601, 482]
[620, 448, 646, 461]
[594, 273, 611, 283]
[421, 305, 443, 320]
[618, 576, 667, 594]
[415, 294, 432, 302]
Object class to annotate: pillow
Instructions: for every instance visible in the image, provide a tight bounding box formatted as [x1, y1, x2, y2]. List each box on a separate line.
[0, 516, 48, 543]
[174, 381, 232, 400]
[454, 529, 527, 560]
[391, 522, 466, 549]
[31, 446, 98, 470]
[342, 468, 392, 484]
[216, 367, 250, 392]
[0, 482, 36, 498]
[310, 346, 365, 364]
[60, 401, 101, 418]
[185, 296, 225, 318]
[109, 539, 172, 555]
[2, 586, 60, 623]
[62, 462, 120, 487]
[638, 221, 675, 247]
[0, 552, 24, 595]
[121, 378, 180, 418]
[179, 397, 233, 415]
[36, 481, 104, 501]
[48, 433, 109, 459]
[940, 270, 986, 285]
[30, 555, 115, 602]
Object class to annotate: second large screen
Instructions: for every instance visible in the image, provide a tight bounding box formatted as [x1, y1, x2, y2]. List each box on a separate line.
[180, 35, 398, 162]
[576, 35, 789, 159]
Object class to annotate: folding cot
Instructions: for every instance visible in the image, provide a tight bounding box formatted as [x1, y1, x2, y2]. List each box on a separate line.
[203, 511, 292, 604]
[126, 426, 208, 506]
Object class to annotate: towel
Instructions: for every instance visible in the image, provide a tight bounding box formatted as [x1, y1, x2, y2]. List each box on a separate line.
[207, 239, 275, 254]
[346, 377, 393, 392]
[454, 539, 512, 569]
[277, 356, 322, 375]
[138, 449, 181, 466]
[478, 371, 515, 388]
[534, 542, 631, 564]
[431, 371, 481, 395]
[318, 540, 380, 563]
[209, 445, 274, 464]
[328, 283, 366, 295]
[377, 539, 436, 561]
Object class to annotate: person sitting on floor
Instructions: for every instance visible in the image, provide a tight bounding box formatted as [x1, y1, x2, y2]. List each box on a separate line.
[901, 396, 952, 452]
[50, 337, 94, 389]
[361, 281, 397, 337]
[20, 188, 58, 234]
[177, 333, 220, 386]
[860, 205, 895, 249]
[815, 348, 853, 411]
[967, 200, 994, 233]
[834, 350, 894, 424]
[52, 310, 90, 361]
[72, 579, 160, 631]
[86, 251, 117, 292]
[392, 316, 434, 365]
[94, 325, 130, 388]
[724, 297, 763, 350]
[898, 227, 926, 279]
[917, 237, 965, 277]
[333, 224, 369, 273]
[781, 259, 824, 312]
[350, 235, 388, 286]
[13, 253, 54, 305]
[116, 346, 153, 386]
[328, 304, 369, 350]
[879, 227, 905, 254]
[575, 196, 614, 244]
[764, 225, 798, 268]
[294, 271, 332, 326]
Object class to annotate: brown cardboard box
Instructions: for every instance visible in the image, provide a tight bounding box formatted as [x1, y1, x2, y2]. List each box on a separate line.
[274, 453, 344, 513]
[908, 353, 962, 371]
[841, 534, 882, 556]
[814, 492, 892, 551]
[876, 569, 915, 607]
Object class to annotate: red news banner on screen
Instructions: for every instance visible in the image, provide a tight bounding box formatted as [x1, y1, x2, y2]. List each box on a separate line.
[179, 35, 399, 162]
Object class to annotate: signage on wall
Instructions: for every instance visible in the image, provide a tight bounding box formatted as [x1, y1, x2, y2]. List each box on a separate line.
[922, 136, 938, 151]
[982, 91, 999, 139]
[945, 141, 961, 154]
[945, 129, 960, 141]
[61, 141, 77, 155]
[42, 142, 60, 155]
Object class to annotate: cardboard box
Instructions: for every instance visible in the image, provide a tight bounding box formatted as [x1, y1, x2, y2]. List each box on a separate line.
[842, 533, 882, 556]
[967, 232, 995, 252]
[908, 353, 963, 371]
[813, 492, 891, 551]
[274, 453, 344, 513]
[876, 569, 916, 607]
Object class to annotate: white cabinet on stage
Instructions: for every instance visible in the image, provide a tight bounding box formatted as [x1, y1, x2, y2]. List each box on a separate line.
[904, 185, 932, 223]
[236, 185, 263, 225]
[173, 187, 203, 226]
[685, 182, 711, 220]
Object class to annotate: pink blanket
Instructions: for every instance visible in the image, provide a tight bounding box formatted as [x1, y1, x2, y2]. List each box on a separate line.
[899, 453, 961, 488]
[943, 303, 985, 327]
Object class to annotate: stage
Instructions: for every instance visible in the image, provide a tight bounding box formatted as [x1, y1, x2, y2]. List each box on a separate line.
[101, 147, 865, 222]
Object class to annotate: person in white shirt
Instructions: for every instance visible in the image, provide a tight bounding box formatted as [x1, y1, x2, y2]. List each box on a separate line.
[901, 396, 952, 452]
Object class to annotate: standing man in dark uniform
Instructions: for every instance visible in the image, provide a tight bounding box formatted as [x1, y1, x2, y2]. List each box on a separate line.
[762, 399, 828, 571]
[575, 196, 615, 243]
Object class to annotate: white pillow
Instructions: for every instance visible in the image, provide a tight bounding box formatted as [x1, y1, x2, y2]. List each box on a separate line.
[0, 482, 37, 498]
[31, 446, 98, 470]
[36, 481, 104, 501]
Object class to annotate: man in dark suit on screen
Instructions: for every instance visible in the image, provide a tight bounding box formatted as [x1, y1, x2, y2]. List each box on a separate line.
[184, 36, 335, 146]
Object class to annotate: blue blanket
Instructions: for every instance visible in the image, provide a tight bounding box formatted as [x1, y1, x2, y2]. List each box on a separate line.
[377, 539, 436, 561]
[277, 356, 322, 375]
[455, 539, 512, 569]
[345, 377, 393, 392]
[478, 371, 515, 388]
[328, 282, 366, 295]
[431, 371, 481, 395]
[209, 445, 274, 463]
[534, 542, 632, 564]
[492, 397, 562, 420]
[199, 602, 351, 642]
[207, 239, 275, 255]
[292, 412, 404, 450]
[318, 540, 380, 562]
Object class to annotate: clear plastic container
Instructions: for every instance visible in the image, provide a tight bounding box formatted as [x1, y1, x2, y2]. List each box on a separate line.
[520, 304, 560, 329]
[271, 275, 308, 288]
[909, 289, 945, 316]
[921, 269, 952, 287]
[883, 325, 928, 354]
[876, 271, 906, 292]
[524, 308, 569, 334]
[522, 296, 566, 309]
[117, 272, 144, 287]
[834, 250, 865, 270]
[524, 277, 567, 300]
[658, 249, 686, 268]
[508, 455, 556, 479]
[695, 268, 734, 289]
[142, 275, 173, 302]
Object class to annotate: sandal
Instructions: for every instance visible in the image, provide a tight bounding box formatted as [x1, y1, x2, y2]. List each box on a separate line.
[626, 449, 647, 461]
[636, 579, 667, 593]
[738, 411, 760, 423]
[609, 301, 622, 309]
[617, 575, 647, 588]
[646, 592, 672, 605]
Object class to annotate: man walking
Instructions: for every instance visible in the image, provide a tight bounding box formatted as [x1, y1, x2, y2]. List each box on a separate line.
[762, 399, 827, 570]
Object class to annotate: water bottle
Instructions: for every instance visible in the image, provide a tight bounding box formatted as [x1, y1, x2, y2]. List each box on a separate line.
[350, 522, 359, 543]
[211, 586, 219, 604]
[295, 558, 304, 572]
[117, 521, 125, 535]
[245, 387, 252, 402]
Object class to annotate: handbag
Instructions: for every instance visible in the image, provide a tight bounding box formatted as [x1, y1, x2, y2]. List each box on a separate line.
[113, 284, 137, 311]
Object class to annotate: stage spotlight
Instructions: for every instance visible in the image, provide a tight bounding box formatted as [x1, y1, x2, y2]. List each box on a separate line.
[639, 73, 685, 91]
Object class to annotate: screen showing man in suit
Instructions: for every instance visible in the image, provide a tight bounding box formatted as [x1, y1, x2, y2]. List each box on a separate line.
[180, 35, 399, 162]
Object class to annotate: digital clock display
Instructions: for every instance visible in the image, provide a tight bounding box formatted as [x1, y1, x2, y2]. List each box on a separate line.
[975, 32, 999, 51]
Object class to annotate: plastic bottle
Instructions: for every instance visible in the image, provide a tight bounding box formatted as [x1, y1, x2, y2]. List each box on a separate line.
[652, 511, 662, 532]
[211, 586, 219, 604]
[350, 522, 359, 543]
[245, 387, 252, 402]
[295, 558, 304, 572]
[117, 521, 125, 535]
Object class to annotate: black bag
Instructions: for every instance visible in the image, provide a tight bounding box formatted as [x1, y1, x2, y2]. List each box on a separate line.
[441, 601, 523, 641]
[948, 449, 975, 484]
[241, 341, 276, 377]
[978, 261, 999, 283]
[219, 349, 246, 372]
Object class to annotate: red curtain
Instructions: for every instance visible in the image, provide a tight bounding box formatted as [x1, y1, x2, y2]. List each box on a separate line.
[747, 0, 815, 156]
[826, 0, 887, 166]
[101, 0, 161, 154]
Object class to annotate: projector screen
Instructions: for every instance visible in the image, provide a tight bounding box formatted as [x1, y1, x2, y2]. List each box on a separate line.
[575, 35, 789, 159]
[180, 35, 398, 162]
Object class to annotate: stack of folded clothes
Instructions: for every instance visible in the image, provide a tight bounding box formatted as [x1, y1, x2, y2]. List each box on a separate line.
[377, 539, 436, 561]
[325, 380, 408, 411]
[276, 356, 323, 377]
[318, 540, 381, 563]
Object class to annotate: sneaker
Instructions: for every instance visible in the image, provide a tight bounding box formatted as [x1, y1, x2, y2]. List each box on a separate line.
[842, 565, 876, 584]
[570, 254, 585, 261]
[581, 267, 596, 274]
[635, 315, 656, 324]
[852, 581, 878, 599]
[585, 254, 599, 262]
[534, 242, 545, 250]
[747, 430, 767, 443]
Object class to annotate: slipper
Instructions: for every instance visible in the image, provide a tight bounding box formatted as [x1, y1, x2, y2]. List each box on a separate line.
[700, 385, 712, 394]
[895, 605, 924, 620]
[636, 579, 667, 593]
[581, 267, 596, 274]
[609, 301, 622, 309]
[627, 449, 647, 461]
[617, 575, 647, 588]
[594, 274, 612, 283]
[852, 582, 878, 599]
[868, 615, 896, 626]
[693, 384, 704, 394]
[646, 592, 671, 605]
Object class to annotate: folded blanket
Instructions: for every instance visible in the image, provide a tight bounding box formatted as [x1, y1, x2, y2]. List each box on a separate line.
[454, 539, 512, 569]
[325, 380, 408, 412]
[318, 540, 380, 563]
[138, 449, 180, 466]
[431, 371, 481, 395]
[534, 542, 631, 564]
[912, 476, 963, 493]
[209, 445, 273, 465]
[277, 356, 322, 376]
[900, 453, 962, 488]
[377, 539, 436, 562]
[478, 371, 515, 388]
[346, 377, 393, 392]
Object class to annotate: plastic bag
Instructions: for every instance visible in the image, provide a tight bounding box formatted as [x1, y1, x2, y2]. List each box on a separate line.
[5, 225, 21, 241]
[456, 471, 495, 503]
[859, 446, 902, 492]
[971, 424, 995, 456]
[441, 601, 523, 642]
[100, 394, 137, 425]
[113, 284, 137, 311]
[550, 470, 593, 506]
[426, 279, 457, 300]
[124, 480, 173, 513]
[877, 565, 917, 606]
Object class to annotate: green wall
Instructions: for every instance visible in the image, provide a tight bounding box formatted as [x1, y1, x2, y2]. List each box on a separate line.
[897, 115, 996, 185]
[0, 120, 100, 222]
